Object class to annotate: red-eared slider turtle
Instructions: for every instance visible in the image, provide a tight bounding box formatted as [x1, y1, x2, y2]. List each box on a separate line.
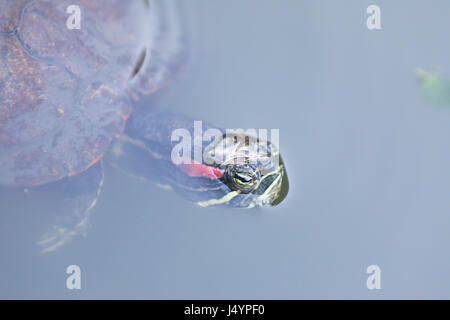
[0, 0, 289, 252]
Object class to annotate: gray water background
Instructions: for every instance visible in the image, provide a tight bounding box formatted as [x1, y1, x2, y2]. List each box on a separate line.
[2, 0, 450, 299]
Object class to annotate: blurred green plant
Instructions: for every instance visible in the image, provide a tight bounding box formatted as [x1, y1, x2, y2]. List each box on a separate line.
[417, 69, 450, 107]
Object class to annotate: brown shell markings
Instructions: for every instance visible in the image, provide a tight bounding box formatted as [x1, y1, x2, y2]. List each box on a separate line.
[0, 0, 149, 187]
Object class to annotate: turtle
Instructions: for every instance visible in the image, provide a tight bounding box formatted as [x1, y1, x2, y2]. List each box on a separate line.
[0, 0, 289, 253]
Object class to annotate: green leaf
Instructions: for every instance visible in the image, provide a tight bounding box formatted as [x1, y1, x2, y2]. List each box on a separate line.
[417, 69, 450, 108]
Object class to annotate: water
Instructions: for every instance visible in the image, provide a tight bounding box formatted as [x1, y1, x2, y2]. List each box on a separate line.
[2, 0, 450, 299]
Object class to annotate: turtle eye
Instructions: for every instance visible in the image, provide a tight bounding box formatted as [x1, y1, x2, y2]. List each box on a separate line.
[233, 172, 254, 188]
[225, 165, 260, 193]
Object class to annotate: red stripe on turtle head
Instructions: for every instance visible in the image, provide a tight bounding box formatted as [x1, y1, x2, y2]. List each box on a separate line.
[178, 160, 223, 179]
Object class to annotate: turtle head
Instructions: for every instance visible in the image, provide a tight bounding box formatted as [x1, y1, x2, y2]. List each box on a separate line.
[125, 111, 289, 208]
[197, 131, 289, 208]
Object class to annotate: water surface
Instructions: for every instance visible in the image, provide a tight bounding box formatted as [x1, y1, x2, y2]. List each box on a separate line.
[2, 0, 450, 299]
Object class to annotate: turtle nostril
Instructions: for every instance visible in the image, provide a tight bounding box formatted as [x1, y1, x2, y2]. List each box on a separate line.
[130, 48, 147, 79]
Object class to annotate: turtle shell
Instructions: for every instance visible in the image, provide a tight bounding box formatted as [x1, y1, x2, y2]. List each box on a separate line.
[0, 0, 178, 187]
